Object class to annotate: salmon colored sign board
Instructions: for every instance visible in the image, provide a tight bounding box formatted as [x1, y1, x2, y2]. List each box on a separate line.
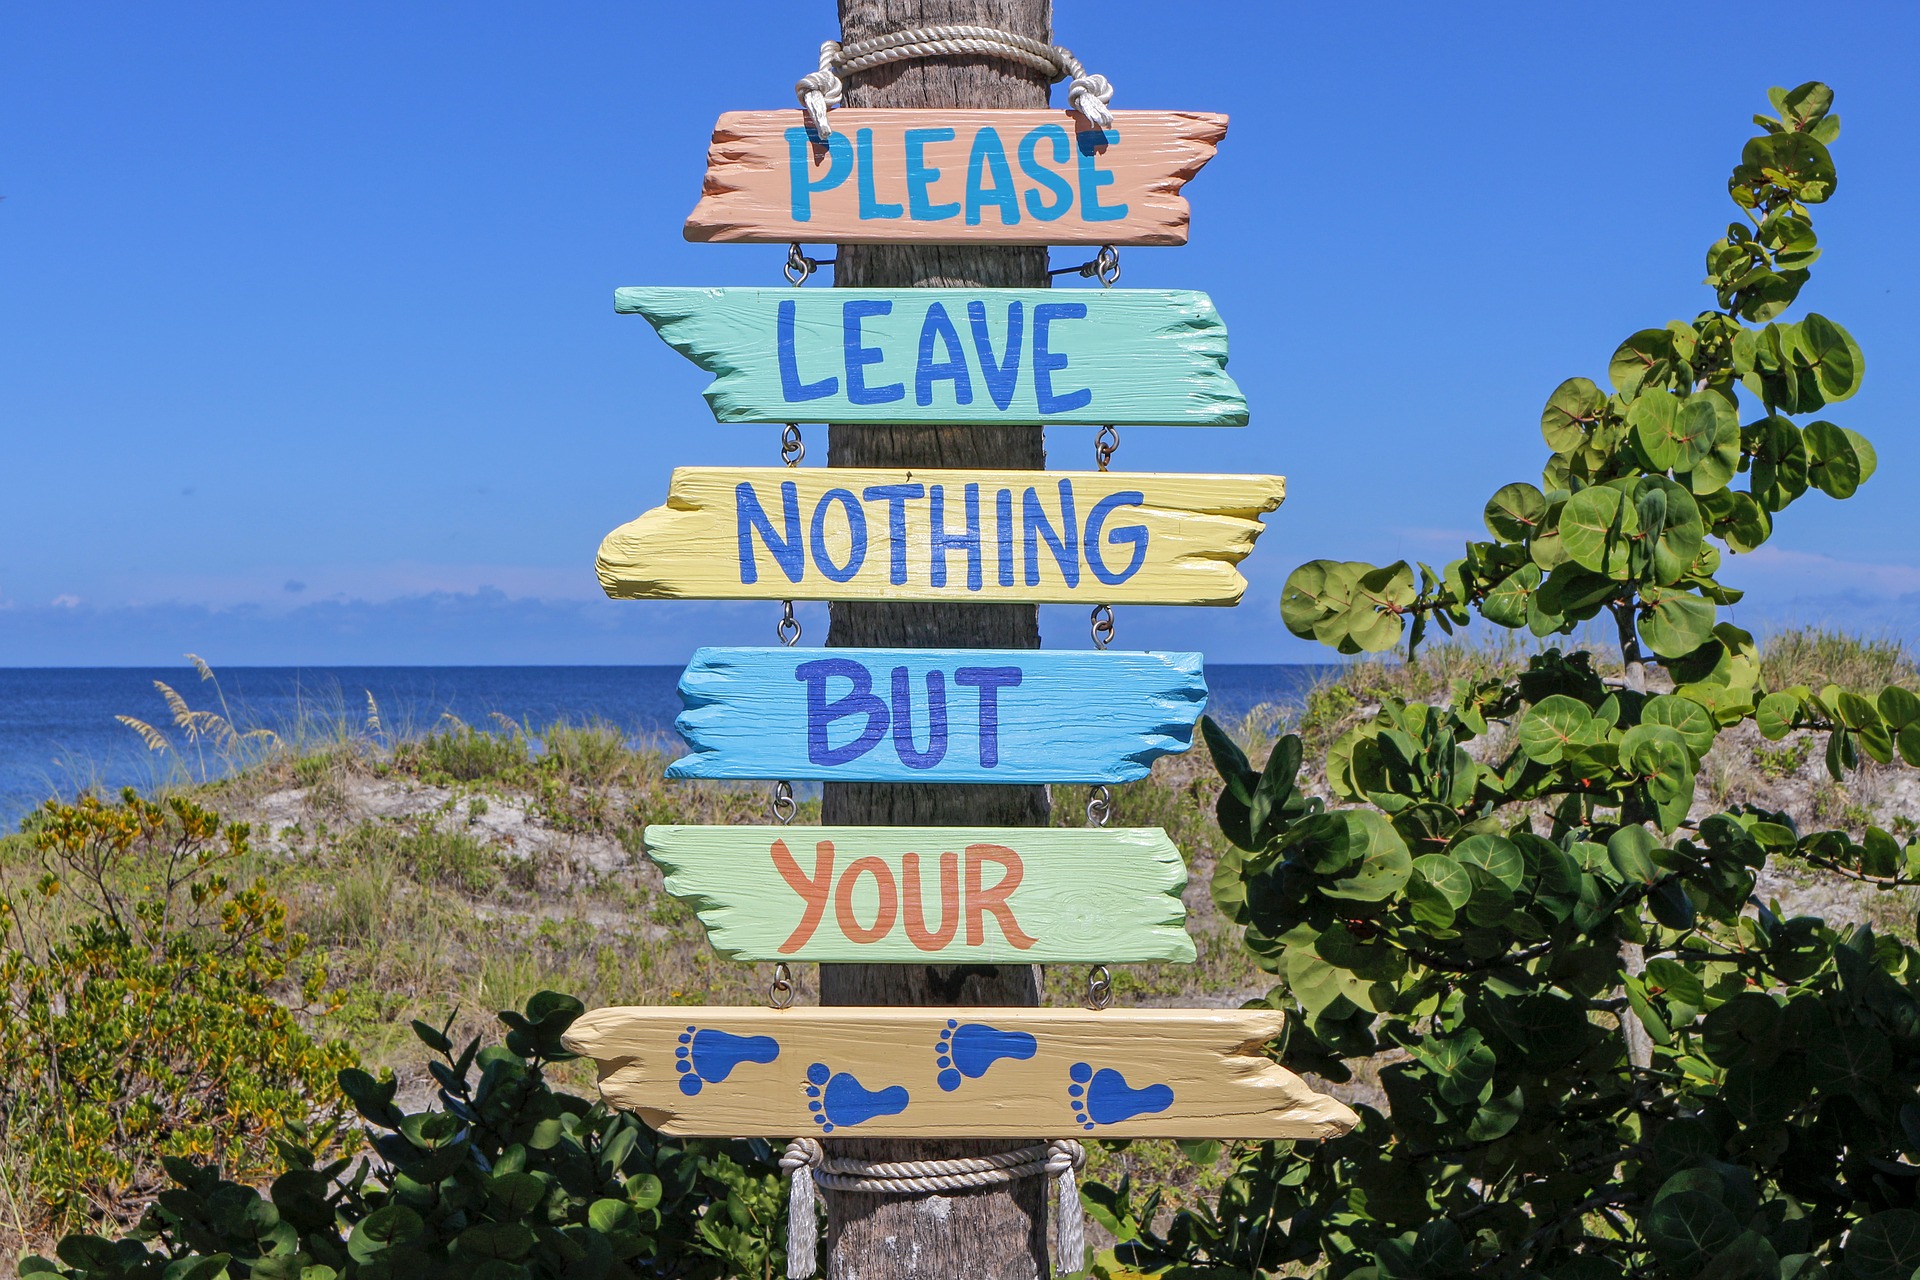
[595, 468, 1286, 606]
[685, 109, 1228, 246]
[563, 1006, 1360, 1140]
[645, 825, 1194, 964]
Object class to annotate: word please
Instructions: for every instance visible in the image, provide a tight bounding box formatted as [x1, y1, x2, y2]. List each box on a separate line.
[772, 838, 1037, 954]
[789, 124, 1126, 226]
[737, 478, 1146, 589]
[778, 297, 1092, 412]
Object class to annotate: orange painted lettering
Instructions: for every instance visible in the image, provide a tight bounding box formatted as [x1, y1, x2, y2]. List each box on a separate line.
[835, 855, 901, 944]
[901, 851, 960, 952]
[964, 843, 1037, 950]
[773, 838, 835, 954]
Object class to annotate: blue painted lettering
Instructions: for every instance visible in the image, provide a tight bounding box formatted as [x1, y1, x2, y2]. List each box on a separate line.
[914, 304, 973, 407]
[1017, 125, 1074, 221]
[967, 301, 1023, 412]
[778, 299, 837, 403]
[964, 127, 1020, 226]
[1075, 129, 1127, 222]
[904, 128, 960, 221]
[954, 667, 1022, 767]
[787, 127, 853, 223]
[1023, 480, 1080, 587]
[843, 300, 904, 405]
[995, 488, 1015, 587]
[889, 667, 949, 769]
[1032, 303, 1092, 416]
[856, 128, 903, 220]
[797, 658, 888, 766]
[861, 483, 924, 586]
[929, 483, 983, 591]
[736, 481, 804, 585]
[810, 488, 868, 582]
[1085, 491, 1149, 585]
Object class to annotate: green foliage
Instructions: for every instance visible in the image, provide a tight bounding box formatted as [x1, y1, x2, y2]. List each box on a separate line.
[0, 792, 354, 1237]
[1279, 84, 1868, 670]
[1093, 83, 1920, 1280]
[24, 994, 790, 1280]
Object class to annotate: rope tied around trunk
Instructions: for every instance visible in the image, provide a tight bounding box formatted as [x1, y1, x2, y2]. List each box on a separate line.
[795, 25, 1115, 136]
[780, 1136, 1086, 1278]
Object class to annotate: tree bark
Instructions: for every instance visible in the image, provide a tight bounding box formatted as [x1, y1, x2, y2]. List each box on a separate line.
[819, 0, 1055, 1276]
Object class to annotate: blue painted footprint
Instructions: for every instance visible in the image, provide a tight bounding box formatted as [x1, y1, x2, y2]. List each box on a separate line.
[674, 1025, 779, 1096]
[1066, 1062, 1175, 1131]
[804, 1062, 910, 1134]
[935, 1018, 1038, 1092]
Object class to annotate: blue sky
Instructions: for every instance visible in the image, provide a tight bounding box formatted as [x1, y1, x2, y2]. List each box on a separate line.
[3, 2, 1916, 666]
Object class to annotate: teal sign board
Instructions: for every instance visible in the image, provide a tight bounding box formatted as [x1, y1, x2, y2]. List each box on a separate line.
[615, 287, 1247, 426]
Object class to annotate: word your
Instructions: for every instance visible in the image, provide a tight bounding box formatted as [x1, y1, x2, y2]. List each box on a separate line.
[789, 124, 1125, 227]
[778, 297, 1091, 413]
[737, 478, 1146, 590]
[770, 838, 1037, 954]
[795, 657, 1019, 769]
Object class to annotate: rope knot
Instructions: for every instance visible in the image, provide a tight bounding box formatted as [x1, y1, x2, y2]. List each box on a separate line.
[793, 26, 1116, 136]
[1046, 1137, 1087, 1174]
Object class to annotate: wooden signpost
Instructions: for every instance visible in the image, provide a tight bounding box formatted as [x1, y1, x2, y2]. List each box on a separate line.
[645, 825, 1194, 963]
[685, 109, 1229, 246]
[562, 1006, 1360, 1139]
[573, 14, 1347, 1275]
[667, 647, 1206, 783]
[615, 287, 1246, 426]
[596, 468, 1285, 605]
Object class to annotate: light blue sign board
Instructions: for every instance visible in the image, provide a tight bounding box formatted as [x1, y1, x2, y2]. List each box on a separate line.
[666, 647, 1208, 784]
[614, 287, 1247, 427]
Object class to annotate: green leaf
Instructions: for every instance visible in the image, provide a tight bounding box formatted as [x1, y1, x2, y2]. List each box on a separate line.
[1807, 1022, 1893, 1095]
[1484, 482, 1547, 543]
[1843, 1209, 1920, 1280]
[348, 1207, 424, 1264]
[1792, 313, 1863, 401]
[1805, 420, 1874, 498]
[1756, 691, 1802, 740]
[1702, 992, 1783, 1067]
[1639, 588, 1717, 658]
[1481, 563, 1543, 628]
[1640, 477, 1705, 584]
[1517, 694, 1594, 764]
[1647, 1190, 1741, 1268]
[1643, 694, 1717, 759]
[1611, 328, 1674, 396]
[1748, 415, 1809, 512]
[1409, 854, 1473, 928]
[1452, 833, 1523, 890]
[1542, 377, 1606, 451]
[1315, 811, 1413, 902]
[1608, 826, 1661, 885]
[1878, 686, 1920, 732]
[1562, 486, 1637, 577]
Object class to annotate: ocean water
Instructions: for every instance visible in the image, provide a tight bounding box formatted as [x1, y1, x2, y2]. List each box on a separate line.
[0, 662, 1333, 831]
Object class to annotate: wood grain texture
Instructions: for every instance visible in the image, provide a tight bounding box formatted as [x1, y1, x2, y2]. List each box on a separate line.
[613, 287, 1246, 426]
[595, 468, 1286, 605]
[667, 647, 1206, 783]
[645, 825, 1194, 964]
[808, 7, 1057, 1274]
[564, 1006, 1358, 1140]
[685, 109, 1227, 246]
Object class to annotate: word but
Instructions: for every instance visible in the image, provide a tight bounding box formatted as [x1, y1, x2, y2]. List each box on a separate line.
[796, 657, 1019, 769]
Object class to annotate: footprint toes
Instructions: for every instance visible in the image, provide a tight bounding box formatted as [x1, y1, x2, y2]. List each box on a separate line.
[937, 1067, 961, 1092]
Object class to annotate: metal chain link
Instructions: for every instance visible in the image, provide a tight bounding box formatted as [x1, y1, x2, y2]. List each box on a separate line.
[778, 600, 802, 645]
[1090, 604, 1115, 649]
[1086, 784, 1111, 827]
[771, 780, 797, 824]
[770, 961, 795, 1010]
[782, 423, 805, 466]
[1094, 425, 1118, 472]
[1048, 244, 1120, 287]
[1083, 965, 1112, 1011]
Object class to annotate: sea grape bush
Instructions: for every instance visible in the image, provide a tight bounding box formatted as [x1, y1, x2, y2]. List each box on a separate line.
[23, 994, 789, 1280]
[1085, 84, 1920, 1279]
